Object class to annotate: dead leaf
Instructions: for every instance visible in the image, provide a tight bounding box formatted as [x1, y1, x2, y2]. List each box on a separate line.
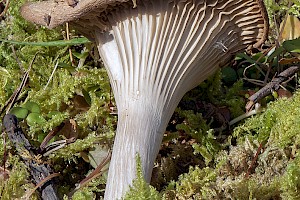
[277, 89, 292, 98]
[61, 119, 78, 139]
[280, 15, 300, 42]
[279, 57, 300, 65]
[88, 145, 110, 170]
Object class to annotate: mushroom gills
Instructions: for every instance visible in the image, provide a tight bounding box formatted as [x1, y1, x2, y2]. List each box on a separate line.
[87, 0, 267, 199]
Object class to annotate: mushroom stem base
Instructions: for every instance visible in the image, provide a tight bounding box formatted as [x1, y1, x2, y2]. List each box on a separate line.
[104, 100, 168, 200]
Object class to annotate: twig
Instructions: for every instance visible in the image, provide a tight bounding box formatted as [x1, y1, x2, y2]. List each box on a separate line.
[3, 114, 59, 200]
[42, 137, 76, 156]
[229, 103, 262, 126]
[39, 122, 65, 152]
[0, 131, 8, 178]
[246, 66, 299, 111]
[242, 64, 265, 86]
[245, 143, 264, 178]
[11, 46, 25, 72]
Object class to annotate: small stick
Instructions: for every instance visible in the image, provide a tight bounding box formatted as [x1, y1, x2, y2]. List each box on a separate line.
[1, 52, 37, 181]
[245, 143, 264, 178]
[11, 46, 25, 72]
[229, 103, 262, 126]
[6, 53, 38, 113]
[43, 137, 76, 156]
[246, 66, 299, 111]
[1, 131, 7, 173]
[39, 122, 65, 152]
[3, 114, 59, 200]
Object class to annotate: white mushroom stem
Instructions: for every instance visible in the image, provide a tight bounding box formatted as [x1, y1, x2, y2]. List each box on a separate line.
[104, 99, 169, 198]
[93, 1, 267, 199]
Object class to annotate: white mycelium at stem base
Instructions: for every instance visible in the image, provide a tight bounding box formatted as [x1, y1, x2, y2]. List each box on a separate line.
[92, 1, 266, 199]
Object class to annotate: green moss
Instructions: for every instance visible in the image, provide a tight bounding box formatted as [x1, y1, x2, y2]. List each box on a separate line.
[234, 91, 300, 147]
[264, 0, 300, 19]
[0, 155, 38, 200]
[0, 1, 114, 199]
[163, 166, 217, 199]
[48, 132, 103, 160]
[162, 89, 300, 199]
[281, 157, 300, 199]
[124, 155, 161, 200]
[67, 175, 107, 200]
[70, 189, 95, 200]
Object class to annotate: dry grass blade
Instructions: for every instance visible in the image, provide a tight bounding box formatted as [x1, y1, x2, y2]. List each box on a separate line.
[39, 122, 65, 152]
[23, 173, 60, 200]
[65, 22, 74, 65]
[68, 151, 111, 198]
[0, 0, 9, 18]
[11, 46, 25, 72]
[0, 52, 38, 115]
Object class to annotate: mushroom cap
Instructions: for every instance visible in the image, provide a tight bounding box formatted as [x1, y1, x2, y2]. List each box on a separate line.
[21, 0, 268, 48]
[20, 0, 133, 28]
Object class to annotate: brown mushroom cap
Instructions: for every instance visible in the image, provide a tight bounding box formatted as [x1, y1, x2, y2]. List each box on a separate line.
[20, 0, 133, 28]
[21, 0, 268, 48]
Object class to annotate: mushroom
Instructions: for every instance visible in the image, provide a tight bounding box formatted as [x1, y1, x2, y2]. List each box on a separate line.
[21, 0, 268, 199]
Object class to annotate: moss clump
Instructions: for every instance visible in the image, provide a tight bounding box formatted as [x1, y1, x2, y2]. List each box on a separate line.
[264, 0, 300, 19]
[0, 1, 113, 198]
[0, 155, 38, 200]
[124, 155, 161, 200]
[234, 90, 300, 147]
[281, 157, 300, 199]
[1, 1, 300, 199]
[126, 89, 300, 199]
[163, 166, 217, 199]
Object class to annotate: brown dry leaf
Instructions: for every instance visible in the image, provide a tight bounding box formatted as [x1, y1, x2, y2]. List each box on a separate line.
[279, 57, 300, 64]
[88, 145, 110, 170]
[72, 95, 90, 112]
[277, 89, 293, 98]
[280, 15, 300, 42]
[61, 119, 78, 139]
